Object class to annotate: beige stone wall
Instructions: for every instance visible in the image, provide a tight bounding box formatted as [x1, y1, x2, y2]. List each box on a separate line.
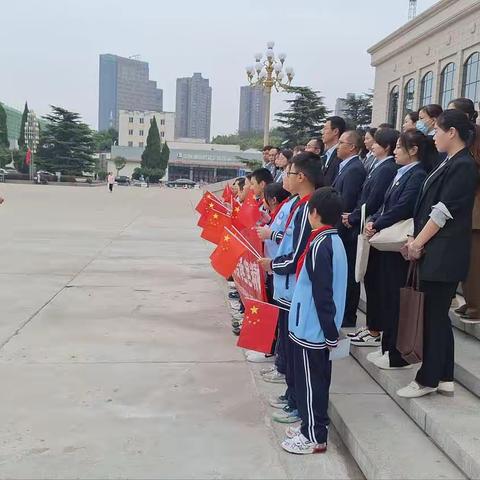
[370, 0, 480, 128]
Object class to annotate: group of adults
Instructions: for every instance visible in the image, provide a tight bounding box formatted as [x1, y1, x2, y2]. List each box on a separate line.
[259, 97, 479, 398]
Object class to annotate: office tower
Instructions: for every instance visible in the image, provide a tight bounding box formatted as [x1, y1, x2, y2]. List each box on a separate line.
[238, 85, 266, 134]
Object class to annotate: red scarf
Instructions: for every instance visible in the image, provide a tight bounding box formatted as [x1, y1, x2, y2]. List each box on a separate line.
[268, 196, 291, 225]
[283, 193, 312, 233]
[296, 225, 334, 278]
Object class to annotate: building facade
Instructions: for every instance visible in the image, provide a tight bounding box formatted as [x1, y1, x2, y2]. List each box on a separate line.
[110, 141, 259, 182]
[118, 110, 175, 148]
[98, 54, 163, 131]
[369, 0, 480, 129]
[175, 73, 212, 142]
[238, 85, 266, 134]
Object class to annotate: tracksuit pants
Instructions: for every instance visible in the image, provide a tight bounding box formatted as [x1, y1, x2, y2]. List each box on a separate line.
[276, 308, 296, 409]
[292, 341, 331, 444]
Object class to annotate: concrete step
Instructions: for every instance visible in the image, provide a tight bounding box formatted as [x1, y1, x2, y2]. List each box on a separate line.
[350, 346, 480, 479]
[450, 309, 480, 342]
[329, 357, 465, 479]
[453, 328, 480, 398]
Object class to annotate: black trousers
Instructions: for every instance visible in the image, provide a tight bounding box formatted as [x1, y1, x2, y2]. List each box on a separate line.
[275, 305, 287, 375]
[277, 309, 296, 409]
[377, 252, 409, 366]
[266, 274, 277, 356]
[415, 280, 457, 388]
[364, 248, 383, 332]
[109, 183, 113, 192]
[342, 238, 360, 327]
[293, 342, 331, 444]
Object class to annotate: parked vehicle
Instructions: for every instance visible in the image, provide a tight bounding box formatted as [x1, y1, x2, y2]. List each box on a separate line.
[115, 175, 131, 185]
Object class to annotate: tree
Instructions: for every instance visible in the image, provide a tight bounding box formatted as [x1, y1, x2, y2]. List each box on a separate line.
[0, 147, 11, 168]
[138, 117, 165, 182]
[93, 128, 118, 152]
[342, 93, 373, 129]
[18, 102, 29, 148]
[275, 87, 329, 147]
[160, 141, 170, 171]
[0, 103, 9, 148]
[113, 156, 127, 175]
[37, 106, 95, 175]
[212, 129, 283, 150]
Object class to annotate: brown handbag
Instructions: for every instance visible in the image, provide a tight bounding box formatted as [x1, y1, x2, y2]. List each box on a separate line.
[397, 261, 424, 364]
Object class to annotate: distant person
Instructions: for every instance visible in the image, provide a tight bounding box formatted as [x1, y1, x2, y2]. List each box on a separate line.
[305, 138, 324, 156]
[274, 149, 293, 182]
[321, 116, 346, 186]
[403, 111, 419, 132]
[107, 172, 115, 192]
[363, 127, 377, 172]
[293, 145, 305, 156]
[417, 104, 443, 137]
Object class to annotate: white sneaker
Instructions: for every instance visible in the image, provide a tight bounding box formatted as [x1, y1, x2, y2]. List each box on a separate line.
[397, 381, 437, 398]
[281, 433, 327, 455]
[373, 354, 413, 370]
[285, 425, 302, 438]
[246, 352, 274, 363]
[244, 350, 257, 357]
[232, 312, 244, 322]
[366, 349, 384, 363]
[269, 394, 289, 409]
[438, 381, 455, 397]
[263, 370, 286, 384]
[260, 365, 276, 376]
[347, 326, 367, 338]
[351, 330, 381, 347]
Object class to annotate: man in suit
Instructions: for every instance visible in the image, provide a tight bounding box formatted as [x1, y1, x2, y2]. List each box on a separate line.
[321, 116, 346, 186]
[332, 131, 367, 328]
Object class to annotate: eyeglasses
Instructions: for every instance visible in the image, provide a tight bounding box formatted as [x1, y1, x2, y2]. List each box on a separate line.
[338, 141, 354, 146]
[287, 171, 300, 176]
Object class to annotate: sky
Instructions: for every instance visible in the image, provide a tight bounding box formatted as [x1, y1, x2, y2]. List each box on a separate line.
[1, 0, 438, 136]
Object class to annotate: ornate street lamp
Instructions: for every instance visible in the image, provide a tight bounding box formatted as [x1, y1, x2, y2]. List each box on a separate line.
[246, 41, 295, 146]
[25, 111, 40, 180]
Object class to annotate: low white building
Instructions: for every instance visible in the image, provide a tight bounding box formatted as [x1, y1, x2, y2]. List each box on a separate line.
[118, 110, 175, 147]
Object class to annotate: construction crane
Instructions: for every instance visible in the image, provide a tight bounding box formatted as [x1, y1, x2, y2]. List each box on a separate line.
[408, 0, 418, 20]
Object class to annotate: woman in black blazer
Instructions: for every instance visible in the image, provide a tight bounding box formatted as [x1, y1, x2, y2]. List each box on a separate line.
[362, 131, 433, 367]
[397, 110, 478, 399]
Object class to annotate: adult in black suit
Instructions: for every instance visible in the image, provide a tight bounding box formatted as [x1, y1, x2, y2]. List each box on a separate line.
[332, 130, 367, 327]
[321, 116, 346, 186]
[364, 131, 433, 368]
[397, 110, 478, 399]
[344, 128, 399, 334]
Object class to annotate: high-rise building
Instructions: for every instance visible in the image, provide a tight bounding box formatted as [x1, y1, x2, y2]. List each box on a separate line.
[98, 54, 163, 131]
[175, 73, 212, 142]
[238, 85, 266, 134]
[335, 93, 354, 117]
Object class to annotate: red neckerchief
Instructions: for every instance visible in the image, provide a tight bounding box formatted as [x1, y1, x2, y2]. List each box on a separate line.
[268, 197, 291, 225]
[296, 225, 334, 278]
[283, 193, 312, 232]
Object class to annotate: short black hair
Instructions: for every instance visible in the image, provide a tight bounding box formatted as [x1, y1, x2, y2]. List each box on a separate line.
[245, 173, 253, 180]
[374, 128, 400, 155]
[419, 104, 443, 119]
[308, 187, 344, 226]
[251, 167, 274, 185]
[291, 152, 324, 189]
[378, 122, 394, 129]
[326, 116, 347, 137]
[406, 111, 419, 123]
[280, 149, 294, 161]
[237, 177, 246, 190]
[264, 183, 290, 205]
[262, 145, 273, 152]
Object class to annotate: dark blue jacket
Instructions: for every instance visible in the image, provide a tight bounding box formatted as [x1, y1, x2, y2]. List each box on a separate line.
[349, 157, 398, 228]
[332, 156, 366, 213]
[371, 163, 426, 231]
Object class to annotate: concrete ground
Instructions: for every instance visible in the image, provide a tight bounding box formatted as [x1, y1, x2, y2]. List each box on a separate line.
[0, 183, 362, 479]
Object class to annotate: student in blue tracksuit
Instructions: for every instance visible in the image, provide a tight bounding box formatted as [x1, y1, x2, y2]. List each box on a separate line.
[258, 152, 324, 424]
[281, 187, 347, 455]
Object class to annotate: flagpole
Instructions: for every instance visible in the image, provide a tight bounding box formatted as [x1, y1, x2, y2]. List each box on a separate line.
[225, 227, 262, 259]
[230, 225, 262, 258]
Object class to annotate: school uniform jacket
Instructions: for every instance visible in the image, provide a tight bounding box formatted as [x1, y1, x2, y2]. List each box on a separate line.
[288, 228, 347, 349]
[264, 196, 297, 259]
[414, 148, 478, 282]
[272, 202, 312, 308]
[370, 163, 426, 232]
[348, 157, 398, 228]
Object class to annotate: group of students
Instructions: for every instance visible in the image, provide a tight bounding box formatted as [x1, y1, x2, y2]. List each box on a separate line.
[225, 96, 480, 456]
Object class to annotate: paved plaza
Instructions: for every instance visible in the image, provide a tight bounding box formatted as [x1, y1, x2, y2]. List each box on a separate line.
[0, 184, 361, 479]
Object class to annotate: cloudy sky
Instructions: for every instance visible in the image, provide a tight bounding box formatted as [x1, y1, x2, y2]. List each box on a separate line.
[1, 0, 438, 136]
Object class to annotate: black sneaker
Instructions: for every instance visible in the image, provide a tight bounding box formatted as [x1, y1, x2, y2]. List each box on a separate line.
[232, 326, 241, 336]
[228, 291, 240, 299]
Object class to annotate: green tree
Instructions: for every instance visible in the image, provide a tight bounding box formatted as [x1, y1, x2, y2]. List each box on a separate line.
[160, 141, 170, 171]
[138, 117, 165, 182]
[275, 87, 329, 147]
[37, 106, 95, 175]
[0, 103, 9, 148]
[113, 156, 127, 175]
[18, 102, 29, 148]
[93, 128, 118, 152]
[13, 149, 29, 173]
[0, 147, 11, 168]
[212, 129, 283, 150]
[342, 92, 373, 128]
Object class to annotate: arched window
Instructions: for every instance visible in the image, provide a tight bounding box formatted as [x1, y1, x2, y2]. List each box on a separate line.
[439, 63, 456, 108]
[462, 52, 480, 104]
[420, 71, 434, 107]
[388, 86, 399, 127]
[403, 79, 415, 116]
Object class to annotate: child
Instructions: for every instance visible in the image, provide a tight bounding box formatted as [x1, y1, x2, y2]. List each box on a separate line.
[281, 187, 347, 455]
[258, 152, 324, 424]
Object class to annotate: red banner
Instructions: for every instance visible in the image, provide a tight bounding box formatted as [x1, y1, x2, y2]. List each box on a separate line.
[232, 227, 267, 304]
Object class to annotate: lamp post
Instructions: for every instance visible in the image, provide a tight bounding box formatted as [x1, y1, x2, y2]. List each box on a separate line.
[25, 111, 40, 181]
[246, 41, 295, 147]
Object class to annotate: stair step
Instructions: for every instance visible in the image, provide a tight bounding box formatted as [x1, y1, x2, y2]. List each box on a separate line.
[350, 346, 480, 479]
[330, 357, 465, 479]
[453, 329, 480, 398]
[450, 309, 480, 342]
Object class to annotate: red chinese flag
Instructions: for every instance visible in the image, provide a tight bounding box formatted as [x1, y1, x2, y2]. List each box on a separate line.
[210, 229, 247, 278]
[201, 210, 232, 244]
[195, 192, 227, 214]
[234, 190, 261, 229]
[237, 299, 280, 354]
[25, 148, 32, 166]
[222, 184, 234, 204]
